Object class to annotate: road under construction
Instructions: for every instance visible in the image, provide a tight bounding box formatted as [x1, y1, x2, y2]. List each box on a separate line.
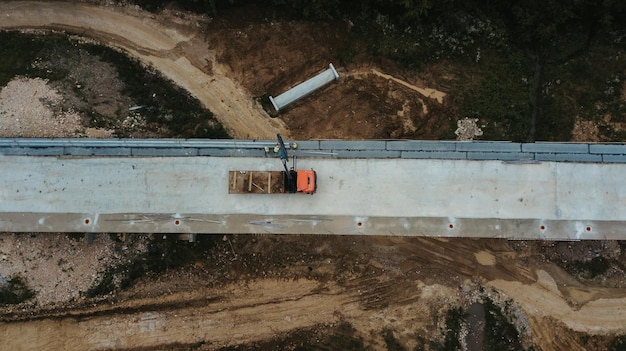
[1, 138, 625, 240]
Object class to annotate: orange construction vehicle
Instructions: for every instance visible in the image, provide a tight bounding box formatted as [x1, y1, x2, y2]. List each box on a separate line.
[228, 134, 317, 195]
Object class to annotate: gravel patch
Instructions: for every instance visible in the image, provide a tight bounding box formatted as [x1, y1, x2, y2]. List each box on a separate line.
[0, 77, 87, 137]
[0, 234, 117, 306]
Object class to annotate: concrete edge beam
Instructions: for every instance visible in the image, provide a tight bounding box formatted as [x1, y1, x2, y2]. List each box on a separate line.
[602, 154, 626, 163]
[522, 142, 589, 153]
[320, 140, 387, 150]
[0, 147, 27, 155]
[534, 153, 603, 162]
[63, 147, 132, 156]
[589, 144, 626, 154]
[455, 142, 522, 152]
[290, 140, 320, 150]
[91, 148, 132, 156]
[0, 147, 64, 155]
[401, 151, 468, 159]
[198, 148, 268, 157]
[63, 146, 131, 156]
[1, 138, 275, 149]
[1, 212, 622, 240]
[386, 140, 457, 151]
[335, 150, 402, 159]
[62, 147, 97, 156]
[293, 150, 337, 158]
[467, 152, 534, 161]
[131, 148, 199, 156]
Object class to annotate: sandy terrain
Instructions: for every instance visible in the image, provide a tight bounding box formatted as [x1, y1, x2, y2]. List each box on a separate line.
[1, 2, 626, 350]
[2, 234, 625, 350]
[0, 1, 287, 139]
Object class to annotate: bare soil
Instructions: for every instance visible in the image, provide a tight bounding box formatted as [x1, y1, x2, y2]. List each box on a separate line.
[207, 7, 451, 140]
[1, 2, 626, 351]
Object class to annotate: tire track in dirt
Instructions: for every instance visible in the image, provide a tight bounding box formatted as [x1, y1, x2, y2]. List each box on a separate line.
[346, 69, 447, 103]
[488, 270, 626, 334]
[0, 280, 360, 351]
[0, 1, 288, 139]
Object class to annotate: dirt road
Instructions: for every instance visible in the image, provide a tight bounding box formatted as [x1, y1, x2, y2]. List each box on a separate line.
[1, 280, 358, 350]
[2, 234, 626, 350]
[0, 1, 288, 139]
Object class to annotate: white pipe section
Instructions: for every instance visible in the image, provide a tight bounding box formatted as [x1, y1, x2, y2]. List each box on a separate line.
[269, 63, 339, 112]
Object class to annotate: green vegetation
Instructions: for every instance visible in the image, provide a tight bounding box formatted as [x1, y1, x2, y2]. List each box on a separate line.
[421, 298, 527, 351]
[0, 31, 69, 86]
[67, 233, 85, 242]
[82, 43, 229, 138]
[4, 0, 625, 141]
[382, 328, 406, 351]
[136, 0, 625, 142]
[483, 297, 524, 351]
[608, 335, 626, 351]
[0, 31, 229, 139]
[217, 322, 367, 350]
[568, 256, 611, 279]
[0, 276, 35, 305]
[439, 307, 467, 351]
[86, 235, 221, 297]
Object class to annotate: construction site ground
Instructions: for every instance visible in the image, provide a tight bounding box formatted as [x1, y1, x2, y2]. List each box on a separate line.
[1, 1, 626, 350]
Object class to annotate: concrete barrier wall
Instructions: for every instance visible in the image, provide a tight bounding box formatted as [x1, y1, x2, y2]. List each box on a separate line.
[1, 139, 625, 163]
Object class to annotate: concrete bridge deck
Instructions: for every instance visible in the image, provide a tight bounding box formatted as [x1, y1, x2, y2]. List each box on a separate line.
[1, 138, 625, 240]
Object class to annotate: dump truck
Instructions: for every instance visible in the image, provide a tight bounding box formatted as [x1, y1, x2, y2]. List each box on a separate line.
[228, 169, 316, 194]
[228, 134, 317, 195]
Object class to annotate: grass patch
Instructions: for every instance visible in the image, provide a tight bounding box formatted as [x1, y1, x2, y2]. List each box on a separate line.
[75, 42, 230, 138]
[217, 321, 367, 350]
[0, 30, 230, 139]
[421, 306, 468, 351]
[450, 51, 534, 141]
[423, 298, 528, 351]
[382, 328, 407, 351]
[483, 297, 525, 351]
[0, 31, 71, 86]
[86, 235, 222, 297]
[67, 233, 85, 242]
[256, 94, 278, 118]
[568, 256, 611, 279]
[441, 307, 467, 351]
[0, 276, 35, 305]
[608, 335, 626, 351]
[542, 39, 626, 140]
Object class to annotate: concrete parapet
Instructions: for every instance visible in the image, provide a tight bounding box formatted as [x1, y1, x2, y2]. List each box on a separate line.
[455, 141, 522, 152]
[522, 142, 589, 153]
[590, 143, 626, 154]
[401, 151, 468, 159]
[320, 140, 386, 150]
[602, 154, 626, 163]
[386, 140, 456, 151]
[131, 148, 199, 156]
[467, 152, 533, 161]
[1, 139, 626, 163]
[534, 152, 603, 163]
[335, 150, 402, 158]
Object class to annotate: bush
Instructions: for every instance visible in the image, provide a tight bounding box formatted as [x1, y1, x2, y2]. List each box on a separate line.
[0, 276, 35, 305]
[569, 257, 611, 279]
